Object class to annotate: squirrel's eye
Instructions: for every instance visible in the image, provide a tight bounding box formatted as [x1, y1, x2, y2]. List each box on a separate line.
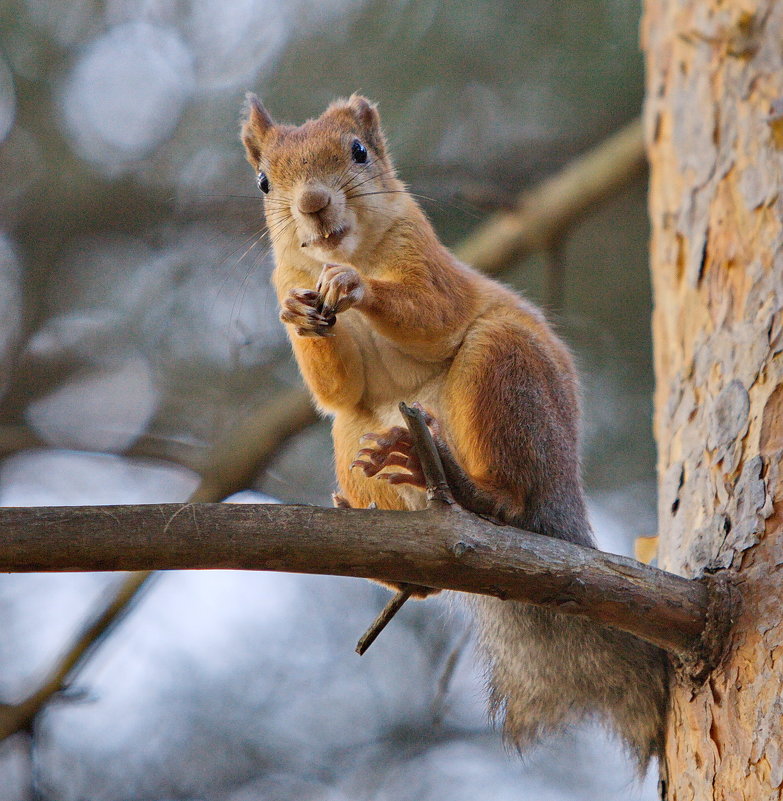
[256, 171, 270, 194]
[351, 139, 368, 164]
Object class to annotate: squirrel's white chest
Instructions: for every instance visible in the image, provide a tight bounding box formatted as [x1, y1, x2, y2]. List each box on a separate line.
[341, 310, 446, 408]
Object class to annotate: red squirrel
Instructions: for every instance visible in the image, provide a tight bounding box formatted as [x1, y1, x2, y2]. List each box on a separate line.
[240, 93, 669, 770]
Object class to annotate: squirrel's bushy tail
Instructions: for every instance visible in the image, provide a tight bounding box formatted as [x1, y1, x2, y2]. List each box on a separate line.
[470, 596, 669, 773]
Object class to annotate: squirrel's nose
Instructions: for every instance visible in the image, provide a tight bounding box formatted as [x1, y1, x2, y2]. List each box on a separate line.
[298, 188, 332, 215]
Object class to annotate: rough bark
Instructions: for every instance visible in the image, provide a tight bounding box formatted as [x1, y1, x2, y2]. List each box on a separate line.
[643, 1, 783, 797]
[0, 502, 709, 657]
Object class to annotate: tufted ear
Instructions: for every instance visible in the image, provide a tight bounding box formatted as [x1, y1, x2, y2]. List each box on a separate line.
[347, 94, 380, 132]
[348, 94, 387, 157]
[241, 92, 274, 166]
[329, 94, 387, 159]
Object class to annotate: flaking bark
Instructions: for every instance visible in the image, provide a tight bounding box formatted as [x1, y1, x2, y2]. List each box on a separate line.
[644, 0, 783, 796]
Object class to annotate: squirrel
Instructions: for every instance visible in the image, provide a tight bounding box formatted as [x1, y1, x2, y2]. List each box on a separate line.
[240, 93, 669, 772]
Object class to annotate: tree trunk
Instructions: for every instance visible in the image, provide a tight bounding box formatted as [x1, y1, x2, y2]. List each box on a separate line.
[643, 1, 783, 798]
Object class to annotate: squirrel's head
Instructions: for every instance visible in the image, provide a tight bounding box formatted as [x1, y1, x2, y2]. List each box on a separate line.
[240, 93, 406, 265]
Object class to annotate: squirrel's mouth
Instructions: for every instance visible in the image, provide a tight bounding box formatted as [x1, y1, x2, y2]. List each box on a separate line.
[301, 225, 349, 250]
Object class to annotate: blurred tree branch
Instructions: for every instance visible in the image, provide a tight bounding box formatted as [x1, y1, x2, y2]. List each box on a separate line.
[456, 118, 645, 272]
[186, 388, 317, 503]
[0, 424, 208, 472]
[0, 117, 645, 742]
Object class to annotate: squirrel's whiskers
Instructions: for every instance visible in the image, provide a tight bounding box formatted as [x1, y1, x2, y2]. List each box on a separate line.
[240, 93, 668, 773]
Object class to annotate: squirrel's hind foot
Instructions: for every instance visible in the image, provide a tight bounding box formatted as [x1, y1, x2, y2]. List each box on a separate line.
[350, 425, 426, 488]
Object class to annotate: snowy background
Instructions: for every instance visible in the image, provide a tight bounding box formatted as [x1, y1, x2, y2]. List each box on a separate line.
[0, 0, 659, 798]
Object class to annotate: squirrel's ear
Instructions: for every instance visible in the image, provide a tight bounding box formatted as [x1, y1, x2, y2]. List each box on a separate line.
[346, 94, 387, 158]
[347, 94, 379, 132]
[241, 92, 274, 165]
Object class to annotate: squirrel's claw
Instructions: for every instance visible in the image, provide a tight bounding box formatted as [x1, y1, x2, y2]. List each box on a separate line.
[332, 493, 352, 509]
[351, 408, 442, 490]
[332, 493, 377, 510]
[316, 264, 365, 317]
[280, 288, 336, 336]
[376, 470, 425, 486]
[351, 426, 426, 488]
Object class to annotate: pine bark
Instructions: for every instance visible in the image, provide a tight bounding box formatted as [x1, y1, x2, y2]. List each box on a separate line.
[643, 1, 783, 797]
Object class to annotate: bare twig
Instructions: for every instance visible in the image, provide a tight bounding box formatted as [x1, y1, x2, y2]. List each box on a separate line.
[398, 403, 454, 506]
[355, 584, 416, 655]
[355, 403, 453, 654]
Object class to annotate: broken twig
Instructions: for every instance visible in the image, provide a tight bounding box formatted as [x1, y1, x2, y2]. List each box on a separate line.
[355, 403, 454, 654]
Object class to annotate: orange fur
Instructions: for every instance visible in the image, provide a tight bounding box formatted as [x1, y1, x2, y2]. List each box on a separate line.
[240, 95, 668, 768]
[240, 94, 571, 519]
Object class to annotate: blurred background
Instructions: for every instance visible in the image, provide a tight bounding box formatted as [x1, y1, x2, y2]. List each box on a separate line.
[0, 0, 658, 799]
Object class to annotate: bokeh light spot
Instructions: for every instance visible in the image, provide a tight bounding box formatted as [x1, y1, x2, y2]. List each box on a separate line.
[60, 22, 195, 168]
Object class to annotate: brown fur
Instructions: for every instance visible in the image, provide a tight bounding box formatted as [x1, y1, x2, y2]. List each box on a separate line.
[241, 94, 669, 771]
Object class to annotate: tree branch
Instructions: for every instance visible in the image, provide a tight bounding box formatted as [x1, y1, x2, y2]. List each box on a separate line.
[0, 119, 647, 740]
[398, 402, 454, 506]
[354, 403, 453, 653]
[187, 387, 318, 504]
[0, 423, 209, 474]
[0, 570, 155, 738]
[355, 584, 416, 655]
[0, 387, 319, 741]
[0, 501, 710, 659]
[456, 118, 645, 273]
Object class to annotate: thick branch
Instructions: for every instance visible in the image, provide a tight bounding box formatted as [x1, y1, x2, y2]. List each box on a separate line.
[0, 502, 708, 657]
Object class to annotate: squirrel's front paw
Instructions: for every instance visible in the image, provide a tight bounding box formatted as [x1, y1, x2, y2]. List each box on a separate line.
[280, 288, 336, 338]
[316, 264, 365, 317]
